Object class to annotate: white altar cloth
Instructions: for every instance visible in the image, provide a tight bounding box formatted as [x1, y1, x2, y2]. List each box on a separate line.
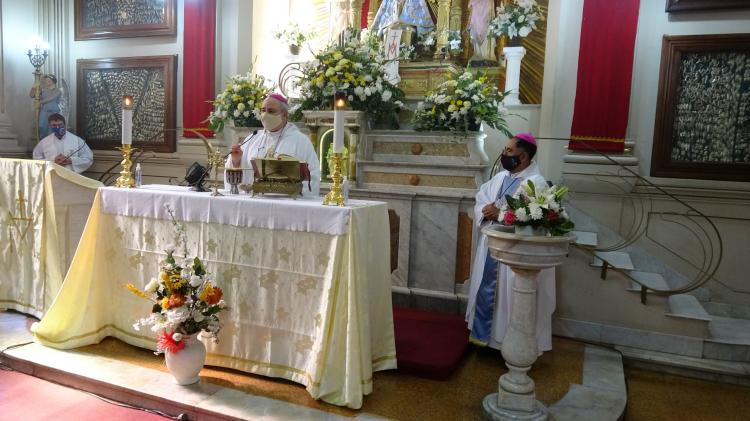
[33, 185, 396, 408]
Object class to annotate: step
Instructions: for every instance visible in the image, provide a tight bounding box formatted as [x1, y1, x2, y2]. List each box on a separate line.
[617, 345, 750, 387]
[546, 345, 628, 421]
[590, 251, 635, 271]
[548, 384, 626, 421]
[571, 230, 597, 247]
[708, 316, 750, 345]
[666, 294, 712, 322]
[627, 271, 670, 293]
[2, 342, 385, 421]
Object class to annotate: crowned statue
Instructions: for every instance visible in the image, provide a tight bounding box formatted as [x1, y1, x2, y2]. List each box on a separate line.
[467, 0, 497, 65]
[371, 0, 435, 37]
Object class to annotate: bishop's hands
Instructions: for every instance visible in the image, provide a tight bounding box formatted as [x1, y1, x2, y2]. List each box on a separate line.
[54, 154, 72, 166]
[230, 144, 243, 168]
[482, 203, 500, 222]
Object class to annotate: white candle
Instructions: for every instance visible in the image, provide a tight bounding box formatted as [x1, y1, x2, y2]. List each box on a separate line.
[333, 96, 346, 153]
[122, 95, 134, 145]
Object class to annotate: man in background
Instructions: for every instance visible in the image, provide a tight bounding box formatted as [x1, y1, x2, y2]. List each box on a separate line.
[32, 113, 93, 174]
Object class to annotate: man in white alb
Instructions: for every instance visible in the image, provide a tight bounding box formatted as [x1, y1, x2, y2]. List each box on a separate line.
[465, 133, 556, 353]
[32, 113, 93, 173]
[225, 93, 320, 197]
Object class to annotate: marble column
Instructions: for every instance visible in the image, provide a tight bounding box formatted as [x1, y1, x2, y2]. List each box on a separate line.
[0, 1, 22, 155]
[503, 46, 526, 105]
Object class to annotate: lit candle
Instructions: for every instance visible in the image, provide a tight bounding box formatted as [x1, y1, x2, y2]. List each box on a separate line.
[122, 95, 134, 145]
[333, 93, 346, 153]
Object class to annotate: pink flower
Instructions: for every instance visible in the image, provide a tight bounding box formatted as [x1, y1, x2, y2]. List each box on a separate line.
[503, 210, 517, 225]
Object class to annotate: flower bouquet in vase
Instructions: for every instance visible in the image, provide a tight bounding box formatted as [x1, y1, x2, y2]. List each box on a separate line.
[501, 180, 574, 236]
[127, 208, 228, 385]
[488, 0, 544, 47]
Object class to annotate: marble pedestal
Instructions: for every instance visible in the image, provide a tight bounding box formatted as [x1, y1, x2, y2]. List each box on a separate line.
[481, 226, 573, 421]
[503, 47, 526, 106]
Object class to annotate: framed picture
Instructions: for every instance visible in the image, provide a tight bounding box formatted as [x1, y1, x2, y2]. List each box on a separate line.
[77, 55, 177, 153]
[665, 0, 750, 12]
[651, 34, 750, 181]
[75, 0, 177, 40]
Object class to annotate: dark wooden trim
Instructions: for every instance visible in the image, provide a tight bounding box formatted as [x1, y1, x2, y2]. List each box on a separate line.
[74, 0, 177, 41]
[76, 55, 177, 153]
[665, 0, 750, 12]
[650, 34, 750, 181]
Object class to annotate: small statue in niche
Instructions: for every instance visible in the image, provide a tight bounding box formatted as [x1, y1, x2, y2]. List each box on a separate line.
[467, 0, 498, 66]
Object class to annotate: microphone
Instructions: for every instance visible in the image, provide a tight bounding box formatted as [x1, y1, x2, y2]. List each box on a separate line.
[223, 130, 258, 161]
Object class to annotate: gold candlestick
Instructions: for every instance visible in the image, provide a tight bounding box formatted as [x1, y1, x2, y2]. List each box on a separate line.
[115, 144, 135, 188]
[323, 152, 345, 206]
[208, 149, 224, 197]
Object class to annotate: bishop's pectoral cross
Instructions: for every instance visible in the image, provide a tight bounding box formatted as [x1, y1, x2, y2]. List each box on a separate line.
[7, 190, 34, 254]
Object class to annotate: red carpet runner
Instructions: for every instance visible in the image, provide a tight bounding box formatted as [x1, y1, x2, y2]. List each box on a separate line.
[0, 370, 169, 421]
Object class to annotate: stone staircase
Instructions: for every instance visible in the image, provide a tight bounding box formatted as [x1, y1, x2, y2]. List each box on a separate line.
[558, 207, 750, 384]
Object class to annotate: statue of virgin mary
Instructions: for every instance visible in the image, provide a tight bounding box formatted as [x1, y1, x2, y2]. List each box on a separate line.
[371, 0, 435, 36]
[468, 0, 497, 65]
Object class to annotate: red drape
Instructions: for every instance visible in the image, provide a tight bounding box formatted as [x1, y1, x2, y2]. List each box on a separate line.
[569, 0, 640, 153]
[362, 0, 370, 29]
[183, 0, 216, 138]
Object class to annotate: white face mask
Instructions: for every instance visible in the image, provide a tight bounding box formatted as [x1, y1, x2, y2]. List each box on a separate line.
[260, 112, 283, 131]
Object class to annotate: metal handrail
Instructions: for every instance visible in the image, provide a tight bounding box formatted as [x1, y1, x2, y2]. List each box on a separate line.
[493, 137, 724, 303]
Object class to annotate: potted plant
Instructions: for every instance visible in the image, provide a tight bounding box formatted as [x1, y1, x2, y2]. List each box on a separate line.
[127, 206, 228, 385]
[274, 23, 314, 55]
[501, 180, 575, 236]
[488, 0, 544, 47]
[414, 70, 512, 134]
[293, 29, 406, 127]
[207, 71, 271, 141]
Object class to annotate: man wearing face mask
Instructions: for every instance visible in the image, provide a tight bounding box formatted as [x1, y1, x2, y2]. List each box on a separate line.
[225, 93, 320, 197]
[465, 133, 556, 354]
[32, 113, 93, 174]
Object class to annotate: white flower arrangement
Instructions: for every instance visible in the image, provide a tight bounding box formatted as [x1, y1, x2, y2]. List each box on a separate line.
[501, 180, 574, 236]
[488, 0, 544, 40]
[207, 71, 272, 133]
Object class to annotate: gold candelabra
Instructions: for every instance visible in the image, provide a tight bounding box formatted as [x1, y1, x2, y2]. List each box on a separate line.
[323, 153, 345, 206]
[208, 149, 224, 197]
[115, 144, 135, 188]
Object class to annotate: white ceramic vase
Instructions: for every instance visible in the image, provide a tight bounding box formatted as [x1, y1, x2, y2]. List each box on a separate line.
[514, 224, 547, 237]
[165, 334, 206, 385]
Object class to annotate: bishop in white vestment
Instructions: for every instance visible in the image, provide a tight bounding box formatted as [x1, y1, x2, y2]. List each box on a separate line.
[32, 113, 93, 174]
[465, 133, 556, 353]
[225, 93, 321, 197]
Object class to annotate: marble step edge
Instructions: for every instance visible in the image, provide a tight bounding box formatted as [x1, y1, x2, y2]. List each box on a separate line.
[1, 343, 387, 421]
[589, 251, 636, 271]
[548, 346, 627, 421]
[626, 271, 670, 293]
[666, 294, 712, 322]
[616, 344, 750, 386]
[548, 384, 626, 421]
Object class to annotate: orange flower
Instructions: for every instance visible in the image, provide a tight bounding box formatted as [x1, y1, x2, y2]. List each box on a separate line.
[168, 294, 187, 308]
[200, 284, 223, 305]
[160, 297, 170, 310]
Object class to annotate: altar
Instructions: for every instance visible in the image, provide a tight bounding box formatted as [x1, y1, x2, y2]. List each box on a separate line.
[32, 185, 396, 409]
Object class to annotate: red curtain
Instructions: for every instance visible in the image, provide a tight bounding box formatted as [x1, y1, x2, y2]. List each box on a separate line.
[362, 0, 370, 29]
[183, 0, 216, 138]
[569, 0, 640, 153]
